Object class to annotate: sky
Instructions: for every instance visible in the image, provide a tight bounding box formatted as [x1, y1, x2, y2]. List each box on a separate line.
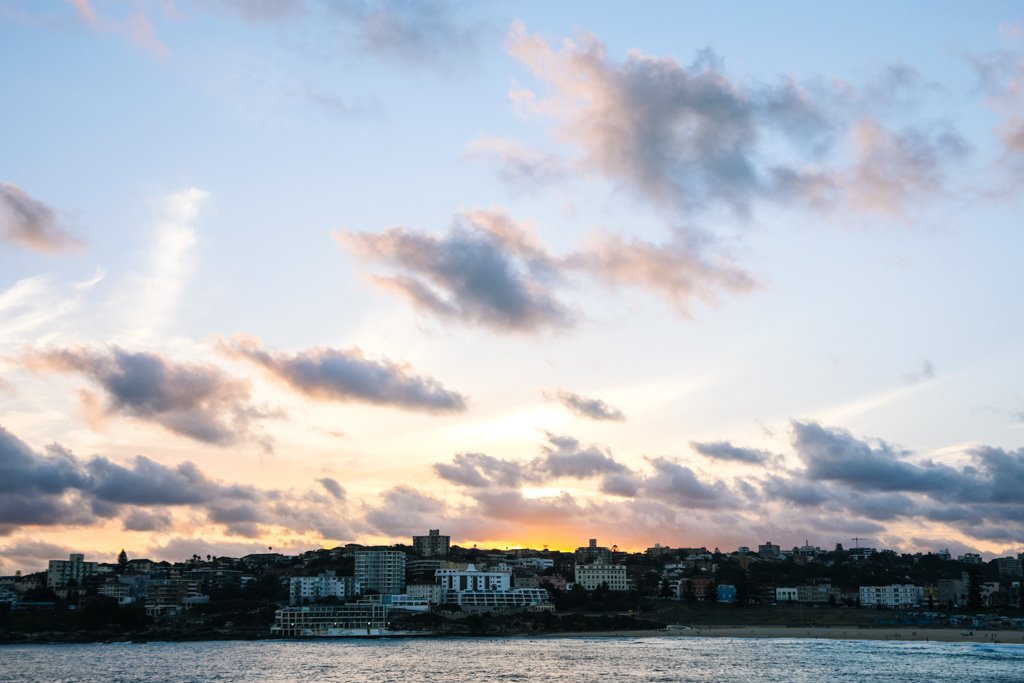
[2, 0, 1024, 574]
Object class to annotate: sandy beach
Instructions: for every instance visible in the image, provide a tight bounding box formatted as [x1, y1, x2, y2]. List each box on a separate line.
[554, 627, 1024, 644]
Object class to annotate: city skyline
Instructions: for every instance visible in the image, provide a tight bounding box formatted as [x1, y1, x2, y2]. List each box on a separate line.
[2, 1, 1024, 575]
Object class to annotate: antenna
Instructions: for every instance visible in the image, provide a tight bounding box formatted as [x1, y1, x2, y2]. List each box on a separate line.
[851, 537, 871, 548]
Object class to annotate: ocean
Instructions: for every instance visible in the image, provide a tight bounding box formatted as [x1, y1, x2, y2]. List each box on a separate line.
[1, 637, 1022, 682]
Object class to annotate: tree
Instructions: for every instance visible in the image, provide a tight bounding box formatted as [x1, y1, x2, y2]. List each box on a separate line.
[117, 549, 128, 573]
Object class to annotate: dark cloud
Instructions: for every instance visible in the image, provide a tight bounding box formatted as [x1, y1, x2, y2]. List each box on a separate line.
[0, 182, 80, 252]
[691, 440, 771, 464]
[642, 458, 733, 508]
[0, 429, 90, 495]
[337, 210, 572, 332]
[88, 455, 245, 506]
[317, 477, 346, 500]
[600, 472, 640, 497]
[540, 433, 629, 478]
[221, 336, 466, 413]
[121, 508, 172, 532]
[24, 346, 266, 446]
[433, 452, 533, 489]
[791, 421, 961, 494]
[332, 0, 478, 69]
[0, 423, 349, 541]
[547, 389, 625, 422]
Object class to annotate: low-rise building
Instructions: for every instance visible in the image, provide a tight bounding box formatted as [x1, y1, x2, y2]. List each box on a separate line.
[575, 563, 628, 592]
[858, 584, 923, 609]
[436, 564, 510, 592]
[289, 571, 357, 606]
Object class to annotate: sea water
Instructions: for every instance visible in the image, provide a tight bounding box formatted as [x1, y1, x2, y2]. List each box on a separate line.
[1, 637, 1022, 682]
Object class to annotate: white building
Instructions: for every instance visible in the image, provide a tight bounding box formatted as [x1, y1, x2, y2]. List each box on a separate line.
[859, 584, 924, 609]
[436, 563, 511, 593]
[289, 571, 358, 606]
[515, 557, 554, 571]
[47, 553, 98, 589]
[453, 588, 551, 610]
[574, 564, 628, 592]
[775, 587, 799, 603]
[354, 551, 406, 596]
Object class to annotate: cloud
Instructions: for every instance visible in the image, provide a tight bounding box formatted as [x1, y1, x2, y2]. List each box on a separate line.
[827, 119, 968, 218]
[365, 485, 448, 536]
[642, 457, 734, 508]
[0, 182, 80, 252]
[466, 137, 567, 192]
[317, 477, 346, 500]
[121, 508, 172, 532]
[568, 230, 755, 312]
[220, 336, 466, 413]
[332, 0, 478, 69]
[337, 209, 573, 332]
[546, 388, 624, 421]
[539, 433, 630, 478]
[691, 440, 771, 464]
[87, 454, 250, 505]
[24, 346, 267, 446]
[201, 0, 306, 23]
[0, 423, 352, 542]
[791, 421, 960, 494]
[505, 23, 832, 216]
[903, 359, 936, 385]
[433, 452, 534, 489]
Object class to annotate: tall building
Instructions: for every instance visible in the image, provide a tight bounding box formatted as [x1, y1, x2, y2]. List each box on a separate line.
[354, 551, 406, 596]
[47, 553, 98, 589]
[412, 529, 450, 557]
[574, 538, 612, 564]
[757, 542, 781, 560]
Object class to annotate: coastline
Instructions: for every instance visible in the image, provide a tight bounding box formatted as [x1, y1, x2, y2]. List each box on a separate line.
[550, 626, 1024, 644]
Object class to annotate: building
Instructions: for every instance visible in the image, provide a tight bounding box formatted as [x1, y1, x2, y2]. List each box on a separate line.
[289, 571, 358, 606]
[775, 587, 799, 603]
[575, 563, 628, 591]
[47, 554, 98, 589]
[938, 574, 968, 608]
[859, 584, 923, 609]
[716, 584, 737, 603]
[574, 539, 612, 565]
[412, 529, 450, 558]
[436, 564, 510, 593]
[354, 551, 406, 596]
[452, 588, 551, 611]
[271, 602, 390, 637]
[757, 542, 781, 560]
[957, 553, 983, 565]
[996, 557, 1022, 579]
[514, 557, 554, 571]
[797, 583, 841, 604]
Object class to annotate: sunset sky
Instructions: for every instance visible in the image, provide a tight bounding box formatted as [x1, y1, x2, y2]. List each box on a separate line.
[2, 0, 1023, 574]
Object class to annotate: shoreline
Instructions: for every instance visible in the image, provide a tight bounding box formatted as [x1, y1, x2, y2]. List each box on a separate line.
[549, 626, 1024, 644]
